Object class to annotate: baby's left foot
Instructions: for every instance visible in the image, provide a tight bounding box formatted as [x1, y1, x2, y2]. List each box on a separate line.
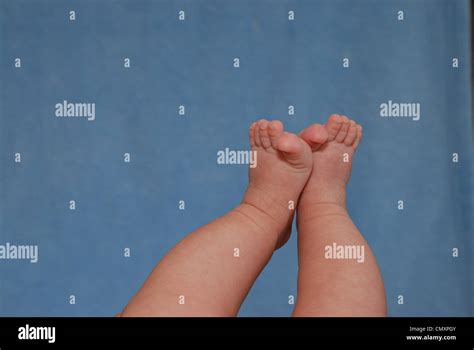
[241, 119, 327, 248]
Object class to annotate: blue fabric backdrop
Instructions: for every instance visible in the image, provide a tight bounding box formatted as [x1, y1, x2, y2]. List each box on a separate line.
[0, 0, 472, 316]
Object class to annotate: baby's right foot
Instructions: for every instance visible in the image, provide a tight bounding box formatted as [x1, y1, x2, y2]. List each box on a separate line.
[299, 114, 363, 208]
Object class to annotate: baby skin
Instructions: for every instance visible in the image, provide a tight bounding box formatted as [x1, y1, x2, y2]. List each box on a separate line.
[295, 114, 386, 316]
[120, 116, 386, 317]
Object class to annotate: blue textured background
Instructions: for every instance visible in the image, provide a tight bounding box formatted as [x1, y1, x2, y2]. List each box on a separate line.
[0, 0, 472, 316]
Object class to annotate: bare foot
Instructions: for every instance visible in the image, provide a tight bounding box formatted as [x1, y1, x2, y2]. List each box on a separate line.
[242, 119, 327, 249]
[299, 114, 363, 208]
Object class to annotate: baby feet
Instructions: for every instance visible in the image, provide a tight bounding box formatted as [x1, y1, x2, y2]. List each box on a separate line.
[299, 114, 363, 208]
[242, 119, 326, 249]
[241, 115, 361, 248]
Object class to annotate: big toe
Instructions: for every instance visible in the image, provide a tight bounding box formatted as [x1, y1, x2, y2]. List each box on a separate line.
[277, 132, 303, 155]
[300, 123, 328, 151]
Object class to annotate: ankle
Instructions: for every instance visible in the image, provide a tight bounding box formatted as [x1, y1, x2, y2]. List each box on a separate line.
[233, 202, 283, 249]
[241, 184, 295, 231]
[297, 201, 350, 229]
[299, 182, 347, 209]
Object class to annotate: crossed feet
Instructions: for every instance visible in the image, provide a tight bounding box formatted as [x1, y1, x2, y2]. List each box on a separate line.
[242, 114, 363, 249]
